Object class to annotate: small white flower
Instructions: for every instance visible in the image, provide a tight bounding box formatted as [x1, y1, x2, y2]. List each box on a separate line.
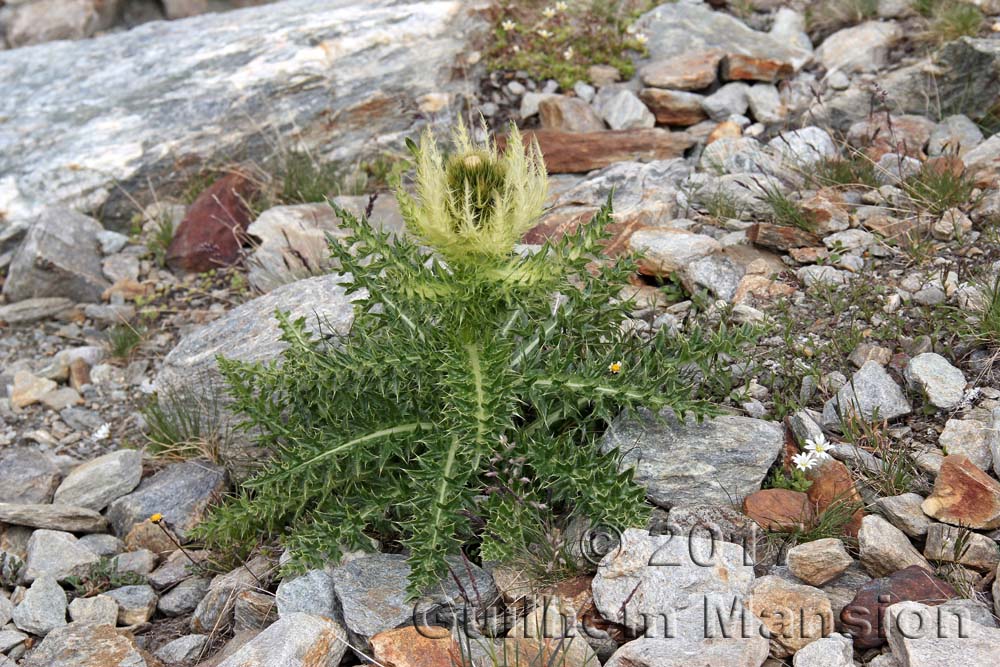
[542, 6, 557, 19]
[92, 423, 111, 441]
[139, 378, 157, 394]
[555, 1, 568, 10]
[792, 451, 818, 472]
[634, 32, 648, 46]
[512, 44, 521, 53]
[626, 24, 637, 35]
[501, 19, 516, 31]
[537, 28, 553, 39]
[804, 433, 833, 460]
[563, 46, 574, 60]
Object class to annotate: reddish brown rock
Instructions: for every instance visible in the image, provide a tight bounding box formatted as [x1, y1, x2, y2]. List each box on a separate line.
[922, 454, 1000, 529]
[166, 172, 259, 273]
[639, 88, 707, 126]
[370, 626, 462, 667]
[707, 120, 742, 144]
[862, 215, 919, 239]
[806, 459, 865, 537]
[639, 50, 723, 90]
[522, 206, 658, 257]
[721, 54, 793, 82]
[840, 565, 958, 649]
[847, 114, 934, 161]
[502, 129, 694, 174]
[788, 247, 829, 264]
[68, 359, 90, 392]
[742, 488, 815, 532]
[731, 274, 796, 307]
[799, 190, 849, 234]
[747, 223, 821, 251]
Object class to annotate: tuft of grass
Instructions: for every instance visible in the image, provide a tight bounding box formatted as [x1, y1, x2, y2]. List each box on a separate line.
[810, 154, 880, 190]
[806, 0, 878, 39]
[842, 413, 921, 497]
[701, 188, 745, 221]
[147, 213, 176, 268]
[757, 181, 814, 232]
[107, 322, 145, 360]
[902, 163, 977, 216]
[916, 0, 984, 42]
[65, 557, 147, 598]
[141, 388, 231, 464]
[484, 0, 653, 90]
[277, 151, 347, 205]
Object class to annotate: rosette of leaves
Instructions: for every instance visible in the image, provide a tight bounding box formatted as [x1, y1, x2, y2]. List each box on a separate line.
[195, 123, 753, 598]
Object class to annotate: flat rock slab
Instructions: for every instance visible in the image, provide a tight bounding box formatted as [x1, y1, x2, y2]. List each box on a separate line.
[0, 0, 485, 228]
[506, 129, 694, 173]
[22, 621, 162, 667]
[106, 459, 226, 540]
[217, 612, 347, 667]
[0, 448, 61, 504]
[600, 408, 783, 508]
[635, 2, 810, 72]
[0, 503, 107, 533]
[53, 449, 144, 511]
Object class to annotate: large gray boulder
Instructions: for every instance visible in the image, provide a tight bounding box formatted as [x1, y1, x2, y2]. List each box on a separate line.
[2, 208, 109, 303]
[0, 0, 486, 228]
[600, 408, 784, 508]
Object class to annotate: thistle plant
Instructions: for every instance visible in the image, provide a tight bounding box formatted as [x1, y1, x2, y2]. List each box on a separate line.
[195, 123, 754, 598]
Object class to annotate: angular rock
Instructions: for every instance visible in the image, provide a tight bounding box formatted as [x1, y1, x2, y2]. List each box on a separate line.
[640, 50, 724, 91]
[791, 632, 854, 667]
[635, 2, 809, 73]
[923, 523, 999, 571]
[747, 223, 820, 251]
[722, 54, 794, 83]
[106, 459, 226, 539]
[22, 621, 161, 667]
[12, 576, 67, 636]
[746, 84, 785, 124]
[190, 554, 276, 634]
[600, 408, 784, 508]
[0, 0, 486, 228]
[331, 552, 495, 644]
[53, 449, 143, 511]
[155, 634, 208, 664]
[787, 539, 853, 586]
[538, 95, 606, 132]
[217, 612, 347, 667]
[885, 600, 1000, 666]
[23, 529, 102, 583]
[841, 565, 957, 649]
[592, 528, 755, 638]
[0, 0, 121, 48]
[702, 82, 750, 121]
[148, 548, 209, 589]
[805, 459, 865, 537]
[0, 448, 60, 504]
[904, 353, 966, 410]
[105, 585, 158, 625]
[3, 208, 109, 303]
[234, 589, 278, 632]
[742, 489, 815, 532]
[938, 418, 992, 471]
[10, 371, 58, 409]
[68, 594, 119, 626]
[77, 533, 124, 558]
[859, 515, 932, 578]
[822, 361, 912, 426]
[112, 548, 157, 577]
[815, 21, 902, 74]
[768, 127, 838, 168]
[876, 493, 933, 538]
[510, 129, 694, 175]
[158, 576, 211, 616]
[929, 114, 984, 157]
[604, 635, 769, 667]
[922, 455, 1000, 529]
[750, 575, 834, 657]
[594, 89, 655, 130]
[0, 629, 28, 655]
[629, 229, 722, 275]
[0, 502, 109, 536]
[681, 254, 745, 301]
[639, 88, 706, 126]
[371, 626, 465, 667]
[0, 596, 11, 627]
[166, 172, 259, 273]
[276, 568, 337, 619]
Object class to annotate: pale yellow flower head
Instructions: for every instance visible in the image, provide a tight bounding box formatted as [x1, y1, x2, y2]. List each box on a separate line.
[396, 121, 548, 265]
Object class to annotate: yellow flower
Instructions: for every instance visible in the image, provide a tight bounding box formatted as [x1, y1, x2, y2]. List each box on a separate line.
[608, 361, 622, 375]
[149, 513, 163, 524]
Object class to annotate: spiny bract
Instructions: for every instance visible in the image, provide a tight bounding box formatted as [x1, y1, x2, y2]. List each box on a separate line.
[194, 123, 753, 599]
